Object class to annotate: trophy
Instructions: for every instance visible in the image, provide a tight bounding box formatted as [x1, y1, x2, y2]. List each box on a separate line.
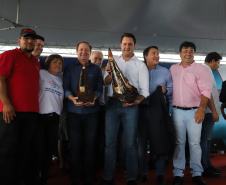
[108, 48, 139, 103]
[75, 65, 94, 103]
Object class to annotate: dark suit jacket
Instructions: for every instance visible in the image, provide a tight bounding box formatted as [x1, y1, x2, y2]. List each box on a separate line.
[39, 59, 46, 69]
[220, 80, 226, 102]
[148, 86, 175, 156]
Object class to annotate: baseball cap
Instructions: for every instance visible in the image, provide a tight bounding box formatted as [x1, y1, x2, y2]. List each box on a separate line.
[20, 28, 37, 38]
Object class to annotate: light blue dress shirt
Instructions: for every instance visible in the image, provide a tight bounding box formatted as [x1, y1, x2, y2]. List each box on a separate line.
[142, 64, 173, 104]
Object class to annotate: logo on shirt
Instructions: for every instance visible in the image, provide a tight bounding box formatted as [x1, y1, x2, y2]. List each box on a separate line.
[48, 80, 62, 90]
[45, 79, 62, 96]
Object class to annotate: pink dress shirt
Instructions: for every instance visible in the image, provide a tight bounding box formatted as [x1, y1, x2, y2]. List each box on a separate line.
[170, 62, 212, 107]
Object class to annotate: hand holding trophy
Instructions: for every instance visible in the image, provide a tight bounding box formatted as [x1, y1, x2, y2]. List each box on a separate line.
[75, 65, 95, 106]
[108, 48, 139, 104]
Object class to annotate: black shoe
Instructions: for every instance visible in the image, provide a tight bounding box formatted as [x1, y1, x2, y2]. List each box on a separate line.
[202, 167, 220, 177]
[118, 165, 128, 173]
[173, 176, 183, 185]
[210, 166, 221, 173]
[136, 174, 148, 184]
[157, 175, 166, 185]
[83, 179, 94, 185]
[99, 179, 115, 185]
[83, 183, 94, 185]
[93, 174, 100, 183]
[192, 176, 207, 185]
[39, 180, 47, 185]
[127, 180, 137, 185]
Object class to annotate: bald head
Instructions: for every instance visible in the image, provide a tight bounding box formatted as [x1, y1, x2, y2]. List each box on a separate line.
[90, 51, 103, 67]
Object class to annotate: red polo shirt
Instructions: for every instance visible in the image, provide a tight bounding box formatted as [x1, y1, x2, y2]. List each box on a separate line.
[0, 48, 40, 112]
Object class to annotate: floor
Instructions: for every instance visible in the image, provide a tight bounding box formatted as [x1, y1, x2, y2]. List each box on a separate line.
[47, 153, 226, 185]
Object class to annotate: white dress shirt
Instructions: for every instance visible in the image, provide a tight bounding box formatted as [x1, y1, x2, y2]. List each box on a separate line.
[104, 54, 149, 98]
[203, 64, 221, 115]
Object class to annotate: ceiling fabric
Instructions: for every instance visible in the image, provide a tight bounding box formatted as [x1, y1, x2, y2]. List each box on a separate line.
[1, 0, 226, 55]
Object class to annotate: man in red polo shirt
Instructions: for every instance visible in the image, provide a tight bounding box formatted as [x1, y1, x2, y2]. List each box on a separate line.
[0, 28, 40, 185]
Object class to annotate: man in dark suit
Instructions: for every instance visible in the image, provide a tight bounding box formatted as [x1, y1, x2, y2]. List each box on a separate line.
[220, 80, 226, 119]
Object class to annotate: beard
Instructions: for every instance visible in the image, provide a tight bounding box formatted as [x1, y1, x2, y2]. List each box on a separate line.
[23, 48, 34, 53]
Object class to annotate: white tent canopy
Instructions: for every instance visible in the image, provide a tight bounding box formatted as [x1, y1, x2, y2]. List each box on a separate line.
[1, 0, 226, 56]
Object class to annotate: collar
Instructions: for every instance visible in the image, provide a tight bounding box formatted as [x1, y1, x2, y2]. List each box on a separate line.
[118, 54, 138, 61]
[203, 63, 212, 72]
[179, 61, 196, 68]
[148, 65, 159, 71]
[75, 60, 92, 66]
[15, 47, 23, 54]
[16, 47, 33, 59]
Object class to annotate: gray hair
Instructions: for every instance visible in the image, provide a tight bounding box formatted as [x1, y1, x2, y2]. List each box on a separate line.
[91, 50, 103, 61]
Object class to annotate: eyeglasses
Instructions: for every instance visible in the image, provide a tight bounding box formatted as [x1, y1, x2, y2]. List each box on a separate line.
[22, 36, 36, 41]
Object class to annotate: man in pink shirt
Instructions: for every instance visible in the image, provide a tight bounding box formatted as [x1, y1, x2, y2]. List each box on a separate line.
[170, 41, 212, 185]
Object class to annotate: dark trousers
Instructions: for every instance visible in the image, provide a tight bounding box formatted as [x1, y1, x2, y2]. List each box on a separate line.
[30, 113, 60, 184]
[138, 106, 165, 176]
[67, 111, 99, 184]
[201, 113, 215, 169]
[95, 106, 106, 169]
[0, 112, 38, 185]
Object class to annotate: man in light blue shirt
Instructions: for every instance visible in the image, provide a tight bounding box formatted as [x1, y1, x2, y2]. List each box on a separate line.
[136, 46, 173, 185]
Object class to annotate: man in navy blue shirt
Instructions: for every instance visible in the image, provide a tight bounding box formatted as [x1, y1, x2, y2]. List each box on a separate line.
[63, 41, 103, 185]
[136, 46, 173, 185]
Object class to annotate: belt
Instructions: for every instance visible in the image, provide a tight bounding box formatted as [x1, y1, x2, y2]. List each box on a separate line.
[139, 104, 150, 108]
[173, 106, 198, 110]
[43, 112, 57, 117]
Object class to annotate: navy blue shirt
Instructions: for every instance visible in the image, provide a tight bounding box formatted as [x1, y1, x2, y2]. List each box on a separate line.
[63, 60, 103, 114]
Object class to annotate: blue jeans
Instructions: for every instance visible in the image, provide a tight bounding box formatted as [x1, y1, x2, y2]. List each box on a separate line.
[116, 124, 127, 166]
[103, 98, 139, 181]
[67, 111, 99, 184]
[172, 108, 203, 177]
[138, 106, 165, 176]
[200, 113, 215, 169]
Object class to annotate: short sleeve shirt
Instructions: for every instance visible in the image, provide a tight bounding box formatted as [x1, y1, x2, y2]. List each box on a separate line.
[0, 48, 40, 112]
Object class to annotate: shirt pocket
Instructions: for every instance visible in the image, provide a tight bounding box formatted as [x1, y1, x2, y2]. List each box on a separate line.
[183, 72, 197, 87]
[88, 73, 97, 87]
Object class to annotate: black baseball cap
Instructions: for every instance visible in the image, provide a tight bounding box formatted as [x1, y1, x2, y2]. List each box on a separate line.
[20, 28, 37, 38]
